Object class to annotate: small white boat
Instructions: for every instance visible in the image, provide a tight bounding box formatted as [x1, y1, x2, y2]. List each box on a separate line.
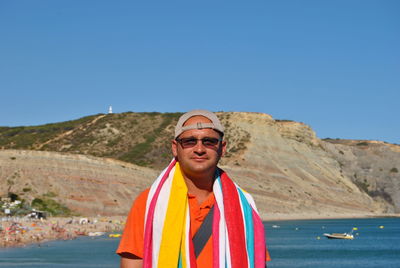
[323, 227, 357, 240]
[323, 232, 354, 239]
[88, 231, 105, 237]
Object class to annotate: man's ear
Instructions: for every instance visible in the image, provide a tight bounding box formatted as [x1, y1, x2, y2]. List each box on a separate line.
[171, 139, 178, 158]
[220, 140, 227, 157]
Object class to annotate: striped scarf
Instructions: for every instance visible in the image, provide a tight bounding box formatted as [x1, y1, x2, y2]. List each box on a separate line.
[143, 160, 266, 268]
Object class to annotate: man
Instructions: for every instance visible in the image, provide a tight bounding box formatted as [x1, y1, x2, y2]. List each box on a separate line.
[117, 110, 269, 268]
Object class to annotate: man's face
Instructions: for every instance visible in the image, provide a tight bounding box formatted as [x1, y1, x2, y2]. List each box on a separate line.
[172, 116, 226, 178]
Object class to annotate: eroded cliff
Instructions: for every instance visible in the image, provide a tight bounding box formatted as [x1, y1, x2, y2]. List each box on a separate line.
[0, 112, 398, 218]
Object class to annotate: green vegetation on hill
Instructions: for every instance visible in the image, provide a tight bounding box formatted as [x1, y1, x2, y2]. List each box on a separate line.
[31, 196, 73, 216]
[0, 115, 101, 149]
[0, 192, 73, 217]
[0, 112, 256, 169]
[119, 112, 181, 166]
[0, 112, 183, 169]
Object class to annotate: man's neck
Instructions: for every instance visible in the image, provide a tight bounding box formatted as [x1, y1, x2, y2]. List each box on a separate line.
[183, 171, 216, 205]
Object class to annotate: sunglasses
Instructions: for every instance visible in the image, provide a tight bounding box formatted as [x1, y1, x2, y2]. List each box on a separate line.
[176, 137, 222, 149]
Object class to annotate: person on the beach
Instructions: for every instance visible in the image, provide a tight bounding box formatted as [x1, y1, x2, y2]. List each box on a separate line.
[117, 110, 270, 268]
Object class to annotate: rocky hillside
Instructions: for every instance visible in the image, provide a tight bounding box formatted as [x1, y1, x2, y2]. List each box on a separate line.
[0, 112, 182, 169]
[322, 139, 400, 213]
[0, 150, 157, 216]
[1, 112, 399, 218]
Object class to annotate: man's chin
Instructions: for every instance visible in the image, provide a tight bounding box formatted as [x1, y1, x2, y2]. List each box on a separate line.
[182, 162, 214, 174]
[193, 163, 219, 174]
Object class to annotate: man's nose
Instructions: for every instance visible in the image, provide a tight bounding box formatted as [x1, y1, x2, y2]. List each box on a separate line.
[193, 140, 206, 153]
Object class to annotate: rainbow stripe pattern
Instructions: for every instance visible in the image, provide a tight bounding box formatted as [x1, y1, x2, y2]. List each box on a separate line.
[143, 160, 266, 268]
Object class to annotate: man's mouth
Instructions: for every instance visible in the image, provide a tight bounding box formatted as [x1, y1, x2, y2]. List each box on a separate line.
[192, 157, 208, 161]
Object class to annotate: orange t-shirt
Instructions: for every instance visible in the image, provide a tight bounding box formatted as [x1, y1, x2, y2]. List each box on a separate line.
[116, 189, 215, 267]
[116, 189, 271, 266]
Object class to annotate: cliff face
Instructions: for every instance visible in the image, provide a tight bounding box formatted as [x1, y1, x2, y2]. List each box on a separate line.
[0, 150, 157, 216]
[218, 113, 389, 219]
[0, 112, 398, 218]
[323, 139, 400, 213]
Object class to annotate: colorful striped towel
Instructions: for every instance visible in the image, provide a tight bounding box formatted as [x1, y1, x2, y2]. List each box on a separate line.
[143, 160, 266, 268]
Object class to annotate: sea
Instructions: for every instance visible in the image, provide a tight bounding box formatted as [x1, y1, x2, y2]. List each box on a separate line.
[0, 217, 399, 268]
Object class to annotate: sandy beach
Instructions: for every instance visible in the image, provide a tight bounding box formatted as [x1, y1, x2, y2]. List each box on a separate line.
[0, 216, 125, 248]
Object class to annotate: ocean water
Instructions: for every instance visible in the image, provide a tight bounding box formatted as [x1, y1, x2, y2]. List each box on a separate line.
[0, 218, 399, 267]
[266, 217, 400, 268]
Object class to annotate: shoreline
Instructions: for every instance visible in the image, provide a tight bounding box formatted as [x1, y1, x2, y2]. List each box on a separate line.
[0, 216, 124, 249]
[1, 213, 399, 249]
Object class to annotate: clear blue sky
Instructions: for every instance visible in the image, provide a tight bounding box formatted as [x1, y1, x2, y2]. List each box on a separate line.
[1, 1, 399, 144]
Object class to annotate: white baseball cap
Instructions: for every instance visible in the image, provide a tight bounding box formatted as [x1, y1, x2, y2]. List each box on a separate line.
[174, 110, 224, 139]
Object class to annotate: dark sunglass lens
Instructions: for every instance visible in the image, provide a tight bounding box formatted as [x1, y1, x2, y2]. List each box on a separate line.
[181, 138, 197, 147]
[178, 137, 220, 148]
[202, 138, 219, 146]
